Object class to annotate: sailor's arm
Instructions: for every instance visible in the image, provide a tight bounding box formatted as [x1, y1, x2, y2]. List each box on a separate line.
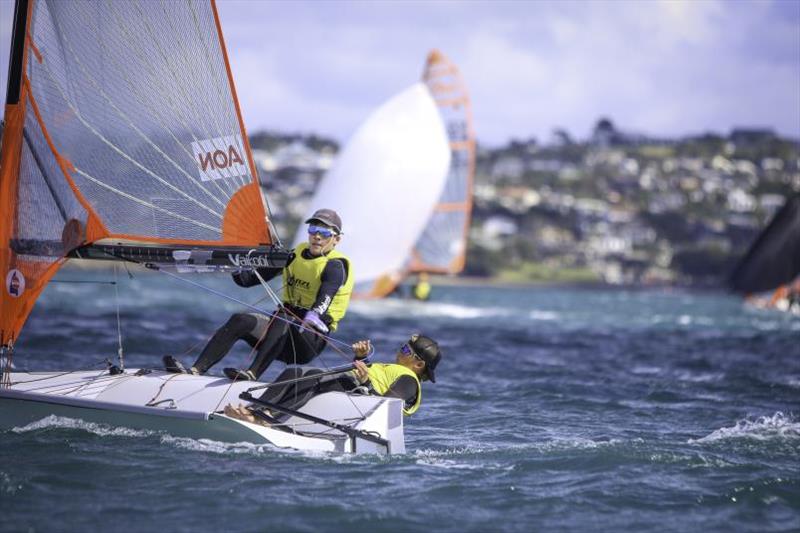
[381, 376, 418, 408]
[309, 258, 346, 315]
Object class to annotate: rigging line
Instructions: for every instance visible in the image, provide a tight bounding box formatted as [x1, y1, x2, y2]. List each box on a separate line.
[45, 29, 225, 218]
[141, 263, 350, 351]
[258, 187, 283, 247]
[18, 367, 127, 395]
[244, 354, 373, 394]
[72, 167, 222, 234]
[113, 264, 125, 371]
[104, 1, 235, 204]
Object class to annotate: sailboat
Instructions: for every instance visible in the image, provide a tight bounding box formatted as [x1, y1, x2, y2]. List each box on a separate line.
[294, 50, 476, 298]
[0, 0, 405, 454]
[729, 194, 800, 314]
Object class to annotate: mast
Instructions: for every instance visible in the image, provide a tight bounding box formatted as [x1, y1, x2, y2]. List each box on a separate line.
[0, 0, 33, 349]
[4, 0, 28, 107]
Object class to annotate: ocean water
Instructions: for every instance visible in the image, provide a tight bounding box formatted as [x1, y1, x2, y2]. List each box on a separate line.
[1, 266, 799, 532]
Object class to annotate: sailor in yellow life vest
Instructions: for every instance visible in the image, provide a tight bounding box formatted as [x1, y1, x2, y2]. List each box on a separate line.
[224, 334, 442, 421]
[164, 208, 354, 381]
[412, 272, 432, 301]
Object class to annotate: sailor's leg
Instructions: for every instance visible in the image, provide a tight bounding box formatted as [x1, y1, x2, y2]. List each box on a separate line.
[192, 313, 261, 374]
[258, 367, 305, 404]
[277, 325, 328, 366]
[272, 368, 326, 411]
[245, 315, 293, 379]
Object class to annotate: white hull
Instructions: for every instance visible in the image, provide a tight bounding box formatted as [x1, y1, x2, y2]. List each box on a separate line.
[0, 369, 405, 454]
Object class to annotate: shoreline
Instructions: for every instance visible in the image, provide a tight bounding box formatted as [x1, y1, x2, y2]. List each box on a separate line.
[56, 260, 728, 293]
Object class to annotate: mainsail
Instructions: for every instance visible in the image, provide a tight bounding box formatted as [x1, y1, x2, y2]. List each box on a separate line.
[729, 194, 800, 295]
[407, 50, 476, 276]
[0, 0, 283, 348]
[294, 80, 451, 297]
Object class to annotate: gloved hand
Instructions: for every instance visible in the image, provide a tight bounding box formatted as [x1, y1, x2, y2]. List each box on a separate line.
[302, 310, 329, 333]
[231, 270, 252, 287]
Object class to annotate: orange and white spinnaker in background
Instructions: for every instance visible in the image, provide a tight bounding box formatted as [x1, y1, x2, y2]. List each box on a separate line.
[0, 0, 278, 348]
[294, 49, 475, 298]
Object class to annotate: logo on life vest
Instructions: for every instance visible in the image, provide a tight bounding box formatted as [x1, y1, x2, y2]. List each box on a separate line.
[6, 269, 25, 298]
[191, 135, 249, 182]
[286, 274, 310, 290]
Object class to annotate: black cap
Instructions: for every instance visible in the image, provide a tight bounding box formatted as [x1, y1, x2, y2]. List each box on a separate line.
[305, 208, 342, 234]
[410, 334, 441, 383]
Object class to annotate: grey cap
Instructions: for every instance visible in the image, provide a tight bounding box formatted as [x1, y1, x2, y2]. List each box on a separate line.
[305, 208, 342, 234]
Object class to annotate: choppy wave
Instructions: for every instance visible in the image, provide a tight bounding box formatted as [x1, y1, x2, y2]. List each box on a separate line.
[12, 415, 159, 438]
[690, 412, 800, 444]
[159, 435, 277, 455]
[0, 472, 23, 495]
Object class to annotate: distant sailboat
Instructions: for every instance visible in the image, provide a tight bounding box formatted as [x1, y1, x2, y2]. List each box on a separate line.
[296, 50, 475, 298]
[0, 0, 405, 454]
[729, 194, 800, 313]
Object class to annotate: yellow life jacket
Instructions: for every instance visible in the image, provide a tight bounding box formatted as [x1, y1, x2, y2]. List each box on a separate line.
[282, 242, 354, 332]
[365, 363, 422, 416]
[413, 280, 431, 301]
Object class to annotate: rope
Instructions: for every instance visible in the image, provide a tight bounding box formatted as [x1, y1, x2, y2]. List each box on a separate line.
[0, 345, 12, 388]
[103, 253, 378, 422]
[113, 264, 125, 371]
[145, 264, 353, 353]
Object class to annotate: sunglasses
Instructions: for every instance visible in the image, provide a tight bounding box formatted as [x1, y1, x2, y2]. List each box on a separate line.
[307, 225, 336, 238]
[400, 343, 423, 362]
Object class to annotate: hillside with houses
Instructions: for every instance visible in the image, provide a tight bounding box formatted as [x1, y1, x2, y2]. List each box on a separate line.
[249, 120, 800, 287]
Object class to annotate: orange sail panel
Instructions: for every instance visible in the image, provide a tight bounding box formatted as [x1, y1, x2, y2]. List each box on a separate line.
[1, 0, 273, 346]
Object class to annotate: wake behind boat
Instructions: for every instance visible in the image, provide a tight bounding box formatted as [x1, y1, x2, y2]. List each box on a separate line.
[0, 0, 404, 455]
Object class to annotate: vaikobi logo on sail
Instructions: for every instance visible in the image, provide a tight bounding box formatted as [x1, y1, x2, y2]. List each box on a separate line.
[191, 135, 249, 182]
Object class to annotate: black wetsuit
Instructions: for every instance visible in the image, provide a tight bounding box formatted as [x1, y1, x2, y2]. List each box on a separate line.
[190, 250, 346, 377]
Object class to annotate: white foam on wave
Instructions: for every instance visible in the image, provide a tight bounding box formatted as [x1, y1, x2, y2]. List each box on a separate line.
[690, 412, 800, 444]
[159, 435, 276, 456]
[349, 299, 508, 320]
[0, 472, 22, 495]
[675, 370, 724, 383]
[412, 447, 514, 471]
[529, 310, 559, 321]
[412, 436, 626, 462]
[12, 415, 156, 438]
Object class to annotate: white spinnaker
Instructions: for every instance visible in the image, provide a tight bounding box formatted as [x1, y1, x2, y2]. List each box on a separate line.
[294, 83, 450, 292]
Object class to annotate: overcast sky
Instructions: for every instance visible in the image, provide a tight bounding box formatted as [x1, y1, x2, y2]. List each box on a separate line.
[1, 0, 798, 146]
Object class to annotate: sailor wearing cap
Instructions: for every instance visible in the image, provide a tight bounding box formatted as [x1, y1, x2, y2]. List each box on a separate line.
[351, 334, 442, 415]
[224, 334, 443, 422]
[164, 208, 354, 381]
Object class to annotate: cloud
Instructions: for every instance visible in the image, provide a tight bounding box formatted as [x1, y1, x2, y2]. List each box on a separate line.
[1, 0, 797, 145]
